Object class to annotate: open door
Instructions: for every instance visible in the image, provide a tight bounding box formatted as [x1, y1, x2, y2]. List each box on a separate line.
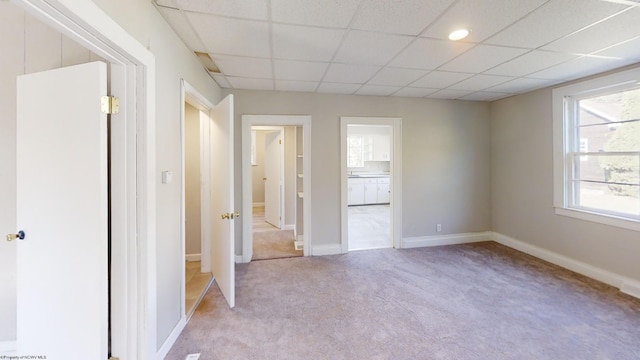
[264, 131, 282, 228]
[15, 62, 109, 358]
[210, 94, 235, 308]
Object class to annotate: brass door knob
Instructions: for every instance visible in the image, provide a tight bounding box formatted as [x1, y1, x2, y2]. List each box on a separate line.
[6, 230, 26, 241]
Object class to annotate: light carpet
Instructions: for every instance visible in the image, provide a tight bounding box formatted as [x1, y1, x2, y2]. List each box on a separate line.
[252, 229, 302, 261]
[166, 242, 640, 359]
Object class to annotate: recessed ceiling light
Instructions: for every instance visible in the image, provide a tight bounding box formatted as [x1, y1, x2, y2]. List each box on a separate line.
[448, 28, 470, 41]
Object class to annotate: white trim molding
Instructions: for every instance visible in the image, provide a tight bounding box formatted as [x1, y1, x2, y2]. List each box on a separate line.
[0, 341, 16, 356]
[185, 253, 201, 262]
[493, 232, 640, 300]
[156, 317, 187, 360]
[311, 244, 343, 256]
[402, 232, 492, 249]
[235, 255, 245, 264]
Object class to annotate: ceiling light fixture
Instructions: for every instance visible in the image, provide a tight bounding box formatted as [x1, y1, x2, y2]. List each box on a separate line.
[448, 28, 470, 41]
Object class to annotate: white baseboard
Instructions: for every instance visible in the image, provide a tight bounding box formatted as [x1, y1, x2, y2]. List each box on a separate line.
[284, 224, 295, 231]
[235, 255, 245, 264]
[492, 232, 640, 300]
[252, 202, 265, 207]
[311, 244, 342, 256]
[157, 316, 187, 360]
[185, 253, 201, 262]
[402, 231, 492, 249]
[0, 341, 16, 356]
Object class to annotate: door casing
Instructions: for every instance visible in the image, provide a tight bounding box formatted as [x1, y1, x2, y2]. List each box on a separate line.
[13, 0, 157, 358]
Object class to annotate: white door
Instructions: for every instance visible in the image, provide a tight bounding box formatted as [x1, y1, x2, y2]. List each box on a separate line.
[16, 62, 109, 358]
[210, 94, 235, 308]
[264, 131, 282, 228]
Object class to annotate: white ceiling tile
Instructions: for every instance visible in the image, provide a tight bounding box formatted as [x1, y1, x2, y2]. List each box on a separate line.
[187, 13, 270, 57]
[227, 77, 274, 90]
[173, 0, 268, 20]
[323, 63, 381, 84]
[486, 77, 555, 93]
[157, 7, 206, 51]
[211, 55, 272, 79]
[275, 80, 318, 92]
[421, 0, 547, 42]
[594, 36, 640, 60]
[271, 0, 361, 28]
[211, 74, 231, 88]
[411, 71, 473, 88]
[355, 85, 402, 96]
[352, 0, 455, 36]
[485, 0, 629, 49]
[367, 68, 428, 87]
[542, 8, 640, 54]
[448, 74, 514, 91]
[389, 38, 473, 70]
[273, 60, 328, 81]
[392, 87, 439, 98]
[427, 89, 473, 99]
[484, 50, 578, 77]
[528, 56, 637, 81]
[333, 30, 413, 66]
[316, 82, 360, 94]
[272, 24, 345, 62]
[460, 91, 513, 101]
[439, 45, 528, 73]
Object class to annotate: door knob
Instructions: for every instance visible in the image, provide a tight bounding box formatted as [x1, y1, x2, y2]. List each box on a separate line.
[6, 230, 25, 242]
[221, 213, 230, 219]
[231, 211, 240, 219]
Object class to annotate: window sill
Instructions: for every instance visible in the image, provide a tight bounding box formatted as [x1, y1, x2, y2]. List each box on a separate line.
[555, 207, 640, 232]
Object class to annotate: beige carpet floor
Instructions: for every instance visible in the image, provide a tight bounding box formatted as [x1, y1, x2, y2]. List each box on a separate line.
[252, 229, 302, 260]
[166, 242, 640, 360]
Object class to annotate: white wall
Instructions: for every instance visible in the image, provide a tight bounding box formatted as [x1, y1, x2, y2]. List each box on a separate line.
[184, 103, 201, 257]
[0, 1, 106, 341]
[226, 90, 492, 255]
[491, 81, 640, 282]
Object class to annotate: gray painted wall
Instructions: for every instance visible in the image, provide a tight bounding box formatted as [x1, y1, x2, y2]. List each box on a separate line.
[225, 89, 493, 254]
[491, 86, 640, 281]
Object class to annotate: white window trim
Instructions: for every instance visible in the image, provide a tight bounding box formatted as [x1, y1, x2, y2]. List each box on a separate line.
[552, 66, 640, 232]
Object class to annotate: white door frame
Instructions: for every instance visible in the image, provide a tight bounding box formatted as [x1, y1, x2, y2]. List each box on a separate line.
[180, 80, 214, 318]
[242, 116, 312, 262]
[253, 126, 285, 229]
[340, 117, 402, 253]
[15, 0, 156, 359]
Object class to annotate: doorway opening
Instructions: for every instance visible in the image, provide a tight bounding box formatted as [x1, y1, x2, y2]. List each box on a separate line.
[242, 116, 312, 262]
[341, 117, 402, 252]
[250, 126, 301, 260]
[181, 86, 214, 317]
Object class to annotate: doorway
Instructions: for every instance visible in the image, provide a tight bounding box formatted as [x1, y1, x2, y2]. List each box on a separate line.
[341, 117, 402, 252]
[242, 116, 312, 262]
[181, 88, 214, 317]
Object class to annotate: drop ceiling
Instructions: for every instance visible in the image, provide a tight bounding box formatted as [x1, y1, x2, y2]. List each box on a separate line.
[155, 0, 640, 101]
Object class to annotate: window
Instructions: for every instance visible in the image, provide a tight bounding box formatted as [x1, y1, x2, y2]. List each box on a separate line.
[553, 67, 640, 230]
[347, 136, 372, 167]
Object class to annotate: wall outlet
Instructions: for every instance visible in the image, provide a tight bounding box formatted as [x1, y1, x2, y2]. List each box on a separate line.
[436, 224, 442, 232]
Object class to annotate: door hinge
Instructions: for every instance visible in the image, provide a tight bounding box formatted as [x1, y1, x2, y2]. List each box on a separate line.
[101, 95, 120, 115]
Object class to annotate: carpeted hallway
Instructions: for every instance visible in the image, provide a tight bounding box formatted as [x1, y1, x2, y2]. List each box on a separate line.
[166, 242, 640, 359]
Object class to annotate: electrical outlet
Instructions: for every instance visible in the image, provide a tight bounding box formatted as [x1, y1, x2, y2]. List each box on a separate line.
[436, 224, 442, 232]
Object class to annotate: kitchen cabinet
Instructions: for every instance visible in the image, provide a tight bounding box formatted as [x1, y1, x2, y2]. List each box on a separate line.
[372, 135, 390, 161]
[348, 176, 390, 205]
[377, 177, 390, 203]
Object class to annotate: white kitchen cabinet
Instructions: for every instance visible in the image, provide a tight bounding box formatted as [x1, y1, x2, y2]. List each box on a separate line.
[348, 178, 366, 205]
[372, 135, 390, 161]
[364, 179, 378, 203]
[348, 176, 390, 205]
[377, 177, 390, 203]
